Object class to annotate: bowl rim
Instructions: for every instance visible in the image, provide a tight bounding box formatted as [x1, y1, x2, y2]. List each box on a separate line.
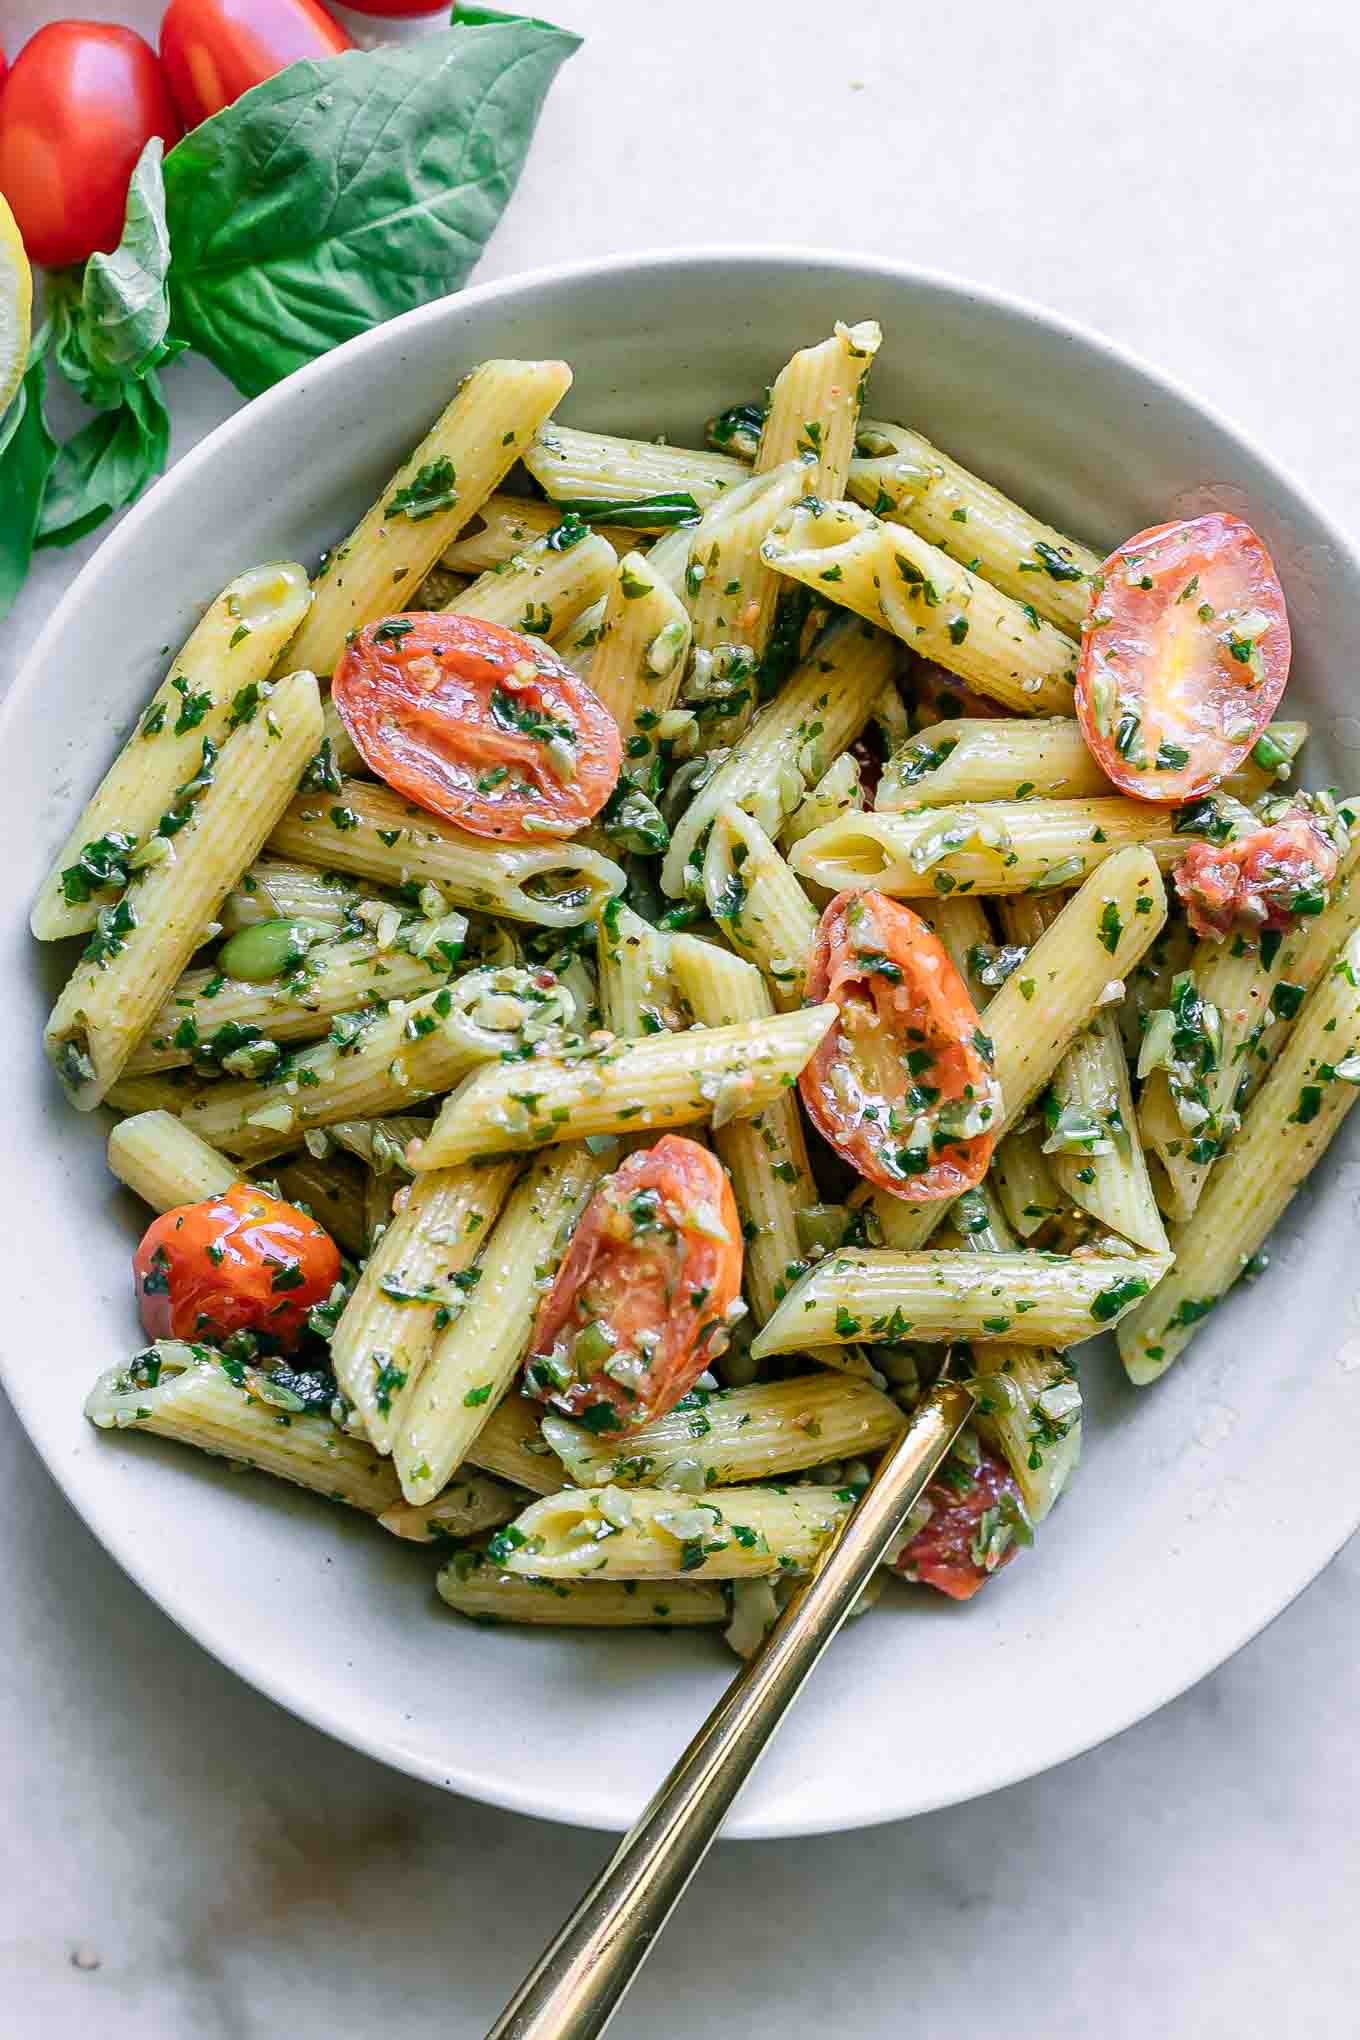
[6, 241, 1358, 1839]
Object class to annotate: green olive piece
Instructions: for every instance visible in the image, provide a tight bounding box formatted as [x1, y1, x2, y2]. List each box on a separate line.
[217, 918, 330, 984]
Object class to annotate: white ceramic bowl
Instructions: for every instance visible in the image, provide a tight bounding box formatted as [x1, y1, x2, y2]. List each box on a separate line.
[5, 249, 1360, 1839]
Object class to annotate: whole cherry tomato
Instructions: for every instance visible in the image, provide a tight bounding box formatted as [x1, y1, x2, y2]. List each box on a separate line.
[1075, 513, 1291, 804]
[334, 613, 622, 843]
[159, 0, 352, 130]
[800, 889, 1000, 1202]
[134, 1182, 340, 1352]
[0, 23, 181, 269]
[524, 1136, 743, 1431]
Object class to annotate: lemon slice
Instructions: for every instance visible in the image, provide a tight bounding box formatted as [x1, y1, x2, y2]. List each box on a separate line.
[0, 192, 33, 422]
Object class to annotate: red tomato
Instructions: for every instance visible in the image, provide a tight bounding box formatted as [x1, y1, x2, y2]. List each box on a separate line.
[1173, 802, 1341, 942]
[523, 1136, 743, 1431]
[160, 0, 352, 129]
[337, 0, 447, 14]
[0, 23, 180, 269]
[800, 890, 1000, 1202]
[890, 1446, 1024, 1600]
[333, 613, 622, 843]
[1075, 513, 1291, 803]
[134, 1183, 340, 1352]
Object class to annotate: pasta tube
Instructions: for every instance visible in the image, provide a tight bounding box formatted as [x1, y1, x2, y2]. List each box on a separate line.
[494, 1483, 853, 1580]
[218, 859, 378, 935]
[879, 717, 1110, 810]
[86, 1345, 400, 1514]
[1119, 928, 1360, 1383]
[967, 1346, 1083, 1523]
[441, 492, 635, 574]
[702, 805, 818, 1010]
[1045, 1011, 1168, 1252]
[268, 777, 625, 928]
[330, 1159, 519, 1453]
[542, 1373, 902, 1490]
[285, 359, 572, 677]
[523, 424, 746, 516]
[756, 320, 881, 499]
[393, 1144, 605, 1504]
[378, 1474, 524, 1544]
[446, 528, 616, 640]
[584, 549, 692, 750]
[46, 670, 324, 1110]
[596, 901, 677, 1039]
[661, 614, 895, 896]
[174, 966, 575, 1160]
[436, 1550, 726, 1627]
[762, 499, 1078, 715]
[32, 562, 313, 941]
[847, 417, 1100, 634]
[125, 936, 450, 1075]
[407, 1004, 836, 1170]
[107, 1110, 237, 1211]
[750, 1247, 1169, 1358]
[682, 461, 807, 741]
[791, 796, 1180, 897]
[462, 1391, 567, 1496]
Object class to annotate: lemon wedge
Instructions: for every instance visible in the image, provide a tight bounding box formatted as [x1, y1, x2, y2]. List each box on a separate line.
[0, 192, 33, 422]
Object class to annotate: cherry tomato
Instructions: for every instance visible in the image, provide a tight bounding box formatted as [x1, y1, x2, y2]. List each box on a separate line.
[1075, 513, 1291, 804]
[0, 23, 180, 269]
[1173, 801, 1342, 942]
[134, 1183, 340, 1352]
[800, 890, 1000, 1202]
[890, 1446, 1024, 1600]
[333, 613, 622, 843]
[523, 1136, 743, 1431]
[338, 0, 448, 15]
[159, 0, 352, 130]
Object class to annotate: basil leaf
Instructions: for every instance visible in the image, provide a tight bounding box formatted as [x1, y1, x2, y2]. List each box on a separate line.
[36, 370, 171, 550]
[80, 140, 178, 383]
[163, 17, 582, 398]
[0, 334, 57, 621]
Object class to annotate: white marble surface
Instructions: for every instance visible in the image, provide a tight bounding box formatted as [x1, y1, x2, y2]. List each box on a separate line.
[3, 0, 1359, 2031]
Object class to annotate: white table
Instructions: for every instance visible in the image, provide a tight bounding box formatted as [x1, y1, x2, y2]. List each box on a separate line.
[4, 1, 1357, 2031]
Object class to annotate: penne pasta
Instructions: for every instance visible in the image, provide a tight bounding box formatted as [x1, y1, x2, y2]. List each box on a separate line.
[661, 614, 895, 896]
[32, 562, 313, 942]
[172, 966, 576, 1160]
[702, 804, 819, 1009]
[393, 1144, 605, 1505]
[791, 796, 1181, 898]
[541, 1373, 902, 1490]
[406, 1004, 836, 1170]
[596, 900, 678, 1039]
[879, 716, 1110, 810]
[847, 417, 1100, 634]
[494, 1483, 854, 1580]
[750, 1246, 1170, 1359]
[681, 461, 808, 742]
[967, 1345, 1083, 1523]
[436, 1549, 727, 1626]
[124, 936, 451, 1075]
[762, 499, 1079, 715]
[218, 859, 379, 936]
[755, 320, 881, 500]
[461, 1390, 567, 1496]
[445, 527, 616, 640]
[378, 1474, 525, 1544]
[1120, 928, 1360, 1383]
[46, 670, 324, 1110]
[330, 1158, 519, 1453]
[583, 549, 692, 748]
[107, 1110, 238, 1211]
[285, 359, 572, 677]
[523, 423, 746, 517]
[441, 491, 636, 574]
[268, 776, 625, 927]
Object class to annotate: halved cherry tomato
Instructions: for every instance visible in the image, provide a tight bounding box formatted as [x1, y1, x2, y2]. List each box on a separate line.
[0, 23, 180, 269]
[134, 1183, 340, 1352]
[800, 890, 1000, 1202]
[890, 1446, 1024, 1600]
[333, 614, 622, 843]
[1075, 513, 1291, 804]
[523, 1136, 743, 1432]
[159, 0, 352, 130]
[1173, 801, 1341, 941]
